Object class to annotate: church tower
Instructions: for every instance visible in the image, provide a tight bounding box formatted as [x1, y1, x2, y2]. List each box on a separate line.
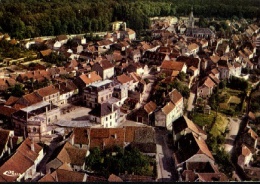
[188, 6, 194, 28]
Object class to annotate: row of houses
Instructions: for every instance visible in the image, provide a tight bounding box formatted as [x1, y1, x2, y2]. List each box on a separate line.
[0, 124, 156, 182]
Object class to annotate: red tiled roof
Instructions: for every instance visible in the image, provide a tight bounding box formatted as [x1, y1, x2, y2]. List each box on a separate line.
[188, 43, 199, 51]
[36, 85, 59, 97]
[169, 89, 183, 105]
[73, 127, 90, 145]
[38, 173, 56, 182]
[0, 106, 17, 117]
[193, 133, 214, 161]
[162, 102, 175, 115]
[0, 138, 43, 182]
[0, 129, 10, 155]
[89, 128, 125, 150]
[210, 55, 220, 63]
[78, 72, 102, 85]
[144, 101, 157, 114]
[5, 96, 19, 106]
[197, 173, 228, 182]
[242, 144, 252, 157]
[125, 126, 139, 143]
[100, 59, 114, 69]
[203, 77, 216, 88]
[57, 142, 87, 166]
[117, 74, 132, 84]
[55, 169, 86, 182]
[211, 68, 219, 75]
[40, 49, 52, 57]
[161, 60, 185, 71]
[108, 174, 123, 182]
[21, 92, 43, 105]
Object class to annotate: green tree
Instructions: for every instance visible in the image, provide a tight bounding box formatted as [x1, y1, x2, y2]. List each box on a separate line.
[10, 84, 24, 97]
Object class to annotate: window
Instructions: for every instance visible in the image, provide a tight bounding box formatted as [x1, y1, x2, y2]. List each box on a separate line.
[33, 127, 37, 132]
[110, 122, 112, 126]
[110, 115, 112, 119]
[106, 117, 108, 121]
[111, 134, 117, 139]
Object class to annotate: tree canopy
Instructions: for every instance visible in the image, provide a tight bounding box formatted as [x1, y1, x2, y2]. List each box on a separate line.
[0, 0, 259, 38]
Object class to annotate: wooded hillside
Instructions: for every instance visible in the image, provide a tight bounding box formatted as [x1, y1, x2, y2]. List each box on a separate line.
[0, 0, 259, 38]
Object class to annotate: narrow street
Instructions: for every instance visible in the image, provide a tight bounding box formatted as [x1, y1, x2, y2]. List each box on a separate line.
[224, 117, 242, 153]
[31, 138, 69, 181]
[155, 128, 176, 182]
[140, 73, 156, 106]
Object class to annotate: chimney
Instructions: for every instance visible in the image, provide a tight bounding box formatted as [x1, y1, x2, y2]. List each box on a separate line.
[103, 141, 106, 150]
[111, 104, 114, 112]
[71, 134, 75, 145]
[88, 73, 91, 78]
[31, 138, 35, 152]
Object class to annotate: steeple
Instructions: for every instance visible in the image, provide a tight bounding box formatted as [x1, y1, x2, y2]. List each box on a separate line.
[189, 5, 194, 28]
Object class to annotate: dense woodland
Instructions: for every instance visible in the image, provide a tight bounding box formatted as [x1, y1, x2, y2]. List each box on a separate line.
[0, 0, 259, 39]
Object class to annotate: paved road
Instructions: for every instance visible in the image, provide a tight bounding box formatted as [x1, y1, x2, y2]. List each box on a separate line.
[224, 117, 242, 153]
[155, 128, 176, 182]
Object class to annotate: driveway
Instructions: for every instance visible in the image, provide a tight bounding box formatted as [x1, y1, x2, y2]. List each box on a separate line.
[155, 128, 176, 182]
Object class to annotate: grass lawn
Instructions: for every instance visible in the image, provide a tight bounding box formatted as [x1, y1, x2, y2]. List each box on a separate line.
[192, 110, 228, 137]
[192, 111, 216, 128]
[218, 87, 245, 115]
[210, 113, 229, 137]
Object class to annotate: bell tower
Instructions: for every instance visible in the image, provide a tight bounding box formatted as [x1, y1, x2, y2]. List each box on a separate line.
[188, 6, 194, 28]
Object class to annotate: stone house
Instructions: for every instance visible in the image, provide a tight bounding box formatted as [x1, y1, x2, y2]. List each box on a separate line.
[173, 132, 215, 171]
[35, 85, 60, 106]
[54, 81, 79, 105]
[46, 142, 89, 173]
[155, 89, 184, 130]
[197, 76, 216, 98]
[88, 103, 120, 128]
[84, 79, 114, 108]
[74, 71, 102, 89]
[96, 40, 113, 54]
[12, 101, 60, 141]
[172, 116, 207, 147]
[237, 144, 254, 169]
[92, 59, 114, 80]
